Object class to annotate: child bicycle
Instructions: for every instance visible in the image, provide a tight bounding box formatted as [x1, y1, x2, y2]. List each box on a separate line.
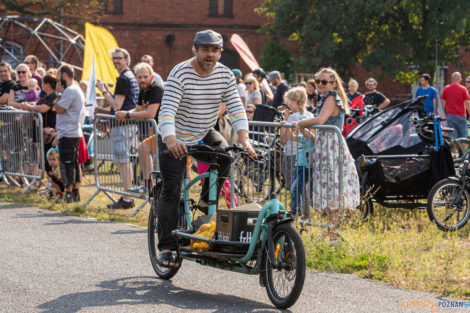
[147, 144, 306, 309]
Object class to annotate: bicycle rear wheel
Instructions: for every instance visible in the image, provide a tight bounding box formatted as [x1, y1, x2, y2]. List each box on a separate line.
[262, 223, 305, 309]
[427, 178, 470, 231]
[147, 179, 180, 279]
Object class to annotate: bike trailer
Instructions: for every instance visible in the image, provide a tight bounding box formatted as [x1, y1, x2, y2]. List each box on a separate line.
[346, 96, 432, 201]
[215, 202, 261, 253]
[346, 96, 427, 159]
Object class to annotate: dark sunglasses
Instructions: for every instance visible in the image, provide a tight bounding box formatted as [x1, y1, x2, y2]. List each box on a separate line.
[315, 79, 334, 85]
[245, 82, 253, 85]
[112, 56, 124, 60]
[17, 71, 27, 74]
[246, 110, 255, 113]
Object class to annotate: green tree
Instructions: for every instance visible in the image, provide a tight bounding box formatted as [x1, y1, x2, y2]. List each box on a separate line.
[256, 0, 470, 80]
[259, 37, 295, 81]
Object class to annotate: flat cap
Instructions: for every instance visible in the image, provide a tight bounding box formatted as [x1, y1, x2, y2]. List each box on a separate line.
[194, 30, 223, 48]
[268, 71, 281, 81]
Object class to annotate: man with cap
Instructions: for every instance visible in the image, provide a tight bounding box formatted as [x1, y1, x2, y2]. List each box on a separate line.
[253, 68, 273, 104]
[232, 69, 246, 105]
[156, 29, 256, 267]
[269, 70, 289, 109]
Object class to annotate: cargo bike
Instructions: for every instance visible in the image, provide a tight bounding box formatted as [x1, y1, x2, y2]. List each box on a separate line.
[147, 144, 306, 309]
[346, 96, 466, 227]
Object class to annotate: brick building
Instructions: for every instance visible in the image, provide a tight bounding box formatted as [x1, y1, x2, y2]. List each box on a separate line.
[100, 0, 274, 81]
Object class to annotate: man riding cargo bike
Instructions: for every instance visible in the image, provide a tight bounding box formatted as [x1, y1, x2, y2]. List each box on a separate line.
[148, 30, 306, 309]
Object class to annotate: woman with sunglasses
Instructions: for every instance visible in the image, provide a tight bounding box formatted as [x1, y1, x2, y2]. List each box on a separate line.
[296, 67, 360, 244]
[244, 75, 261, 108]
[8, 63, 32, 109]
[246, 103, 256, 121]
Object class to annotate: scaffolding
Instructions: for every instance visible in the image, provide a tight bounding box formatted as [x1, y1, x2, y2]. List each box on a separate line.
[0, 15, 84, 71]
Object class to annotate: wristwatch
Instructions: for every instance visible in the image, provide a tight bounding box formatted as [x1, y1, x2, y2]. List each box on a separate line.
[126, 112, 130, 119]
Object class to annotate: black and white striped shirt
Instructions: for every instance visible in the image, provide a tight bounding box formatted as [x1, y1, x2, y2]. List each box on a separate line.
[158, 60, 248, 144]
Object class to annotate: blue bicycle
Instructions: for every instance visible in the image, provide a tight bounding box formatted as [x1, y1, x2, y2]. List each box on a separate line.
[147, 144, 306, 309]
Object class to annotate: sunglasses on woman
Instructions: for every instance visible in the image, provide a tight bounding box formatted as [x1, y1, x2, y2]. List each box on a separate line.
[17, 71, 27, 74]
[246, 110, 255, 113]
[315, 79, 334, 85]
[246, 82, 253, 85]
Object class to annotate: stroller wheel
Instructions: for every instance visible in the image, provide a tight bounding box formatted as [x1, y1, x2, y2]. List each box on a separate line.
[358, 198, 373, 221]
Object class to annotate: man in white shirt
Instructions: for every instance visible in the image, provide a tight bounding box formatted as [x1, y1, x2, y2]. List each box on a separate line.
[53, 64, 86, 203]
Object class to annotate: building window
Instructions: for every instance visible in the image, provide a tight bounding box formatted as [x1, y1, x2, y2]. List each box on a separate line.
[112, 0, 123, 14]
[99, 0, 123, 14]
[209, 0, 233, 17]
[223, 0, 233, 17]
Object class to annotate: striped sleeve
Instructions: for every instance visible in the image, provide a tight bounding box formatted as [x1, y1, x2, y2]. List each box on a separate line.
[223, 72, 249, 133]
[158, 74, 183, 140]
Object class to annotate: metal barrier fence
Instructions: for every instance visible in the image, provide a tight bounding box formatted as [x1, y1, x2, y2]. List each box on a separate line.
[229, 121, 353, 237]
[0, 108, 45, 192]
[84, 114, 159, 217]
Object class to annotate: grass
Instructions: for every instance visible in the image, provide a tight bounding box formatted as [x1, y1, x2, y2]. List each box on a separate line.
[300, 206, 470, 300]
[1, 173, 469, 300]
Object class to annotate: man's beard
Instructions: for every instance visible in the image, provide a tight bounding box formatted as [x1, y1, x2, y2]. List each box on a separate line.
[197, 56, 216, 71]
[139, 82, 151, 90]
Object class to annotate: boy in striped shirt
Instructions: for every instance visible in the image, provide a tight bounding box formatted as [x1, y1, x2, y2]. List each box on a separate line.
[156, 30, 256, 267]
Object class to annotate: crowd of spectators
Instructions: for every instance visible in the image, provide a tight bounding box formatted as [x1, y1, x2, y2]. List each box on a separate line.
[1, 44, 470, 219]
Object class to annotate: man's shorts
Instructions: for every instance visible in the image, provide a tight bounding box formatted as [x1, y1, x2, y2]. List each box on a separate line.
[111, 125, 137, 163]
[446, 114, 468, 139]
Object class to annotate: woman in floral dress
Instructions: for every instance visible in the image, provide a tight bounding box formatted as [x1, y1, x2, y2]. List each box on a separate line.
[296, 67, 360, 243]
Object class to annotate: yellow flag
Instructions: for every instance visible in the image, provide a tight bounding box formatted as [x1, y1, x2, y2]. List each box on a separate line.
[82, 22, 119, 92]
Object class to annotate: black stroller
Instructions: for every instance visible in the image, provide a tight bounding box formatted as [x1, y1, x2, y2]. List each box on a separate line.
[346, 96, 457, 219]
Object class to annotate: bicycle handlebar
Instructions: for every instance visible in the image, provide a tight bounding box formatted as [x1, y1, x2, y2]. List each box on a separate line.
[159, 144, 248, 160]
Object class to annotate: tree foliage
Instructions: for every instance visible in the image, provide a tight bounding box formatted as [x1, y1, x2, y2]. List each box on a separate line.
[259, 37, 295, 81]
[0, 0, 104, 32]
[256, 0, 470, 79]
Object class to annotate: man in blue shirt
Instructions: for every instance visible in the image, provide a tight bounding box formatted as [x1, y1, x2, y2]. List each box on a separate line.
[416, 73, 437, 114]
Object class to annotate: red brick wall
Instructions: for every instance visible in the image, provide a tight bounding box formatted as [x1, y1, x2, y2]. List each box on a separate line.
[99, 0, 271, 79]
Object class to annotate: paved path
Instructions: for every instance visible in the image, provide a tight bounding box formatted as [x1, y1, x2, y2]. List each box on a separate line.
[0, 202, 465, 313]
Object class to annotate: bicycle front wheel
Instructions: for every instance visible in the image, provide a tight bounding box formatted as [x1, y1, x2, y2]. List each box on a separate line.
[427, 179, 470, 231]
[262, 223, 305, 309]
[147, 180, 180, 279]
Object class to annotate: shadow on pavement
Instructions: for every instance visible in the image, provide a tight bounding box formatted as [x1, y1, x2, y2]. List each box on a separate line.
[37, 276, 285, 313]
[0, 203, 32, 210]
[111, 229, 146, 235]
[15, 211, 109, 226]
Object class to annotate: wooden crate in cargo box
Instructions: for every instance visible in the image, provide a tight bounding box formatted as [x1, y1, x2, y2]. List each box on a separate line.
[215, 203, 261, 253]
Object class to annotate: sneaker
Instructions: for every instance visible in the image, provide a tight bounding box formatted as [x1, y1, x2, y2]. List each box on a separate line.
[72, 189, 80, 202]
[128, 186, 148, 194]
[107, 197, 135, 209]
[65, 192, 73, 203]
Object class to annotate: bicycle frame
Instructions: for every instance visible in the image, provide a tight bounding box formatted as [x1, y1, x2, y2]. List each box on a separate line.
[177, 159, 288, 274]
